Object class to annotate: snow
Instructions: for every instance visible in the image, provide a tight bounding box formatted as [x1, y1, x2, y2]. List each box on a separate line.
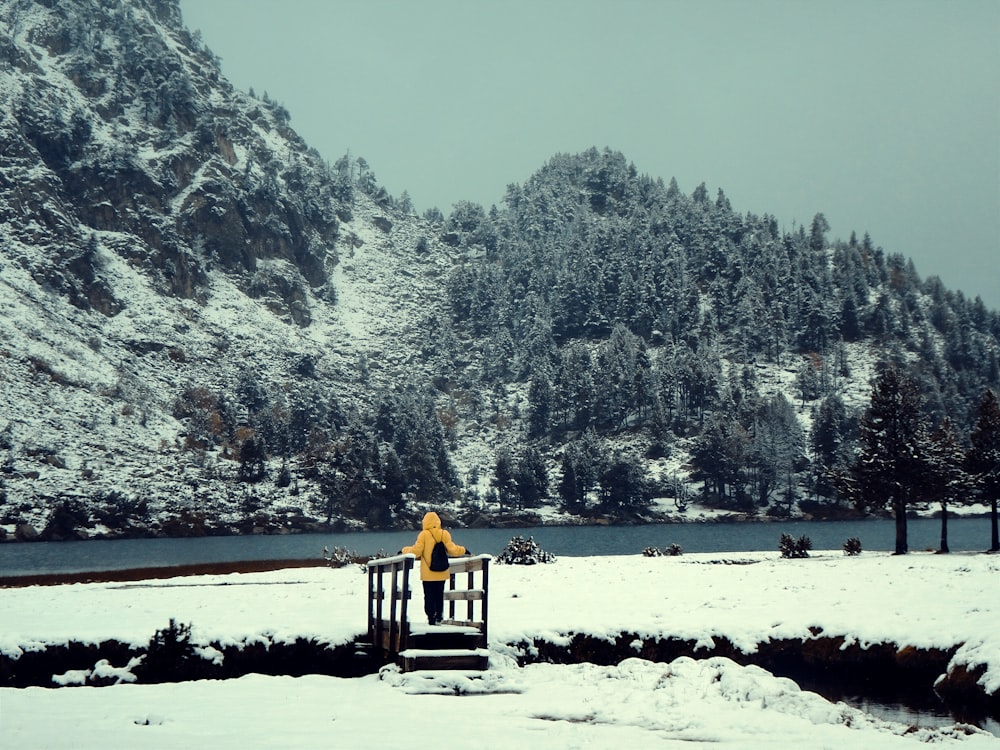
[2, 550, 999, 747]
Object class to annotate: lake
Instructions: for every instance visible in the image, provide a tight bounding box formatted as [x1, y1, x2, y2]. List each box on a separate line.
[0, 516, 993, 577]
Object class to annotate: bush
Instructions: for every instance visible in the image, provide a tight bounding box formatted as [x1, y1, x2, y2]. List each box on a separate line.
[843, 537, 863, 556]
[779, 533, 812, 559]
[644, 543, 683, 557]
[137, 619, 196, 682]
[496, 536, 556, 565]
[94, 490, 149, 530]
[276, 462, 292, 488]
[322, 545, 361, 567]
[42, 498, 90, 540]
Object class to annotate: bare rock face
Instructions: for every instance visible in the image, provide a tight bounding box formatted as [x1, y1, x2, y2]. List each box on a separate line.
[14, 523, 39, 542]
[0, 0, 344, 319]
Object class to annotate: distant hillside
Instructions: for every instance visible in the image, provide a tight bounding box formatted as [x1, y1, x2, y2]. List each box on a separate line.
[436, 148, 1000, 519]
[2, 0, 998, 542]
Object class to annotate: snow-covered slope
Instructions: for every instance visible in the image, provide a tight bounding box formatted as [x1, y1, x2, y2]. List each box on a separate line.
[0, 0, 463, 536]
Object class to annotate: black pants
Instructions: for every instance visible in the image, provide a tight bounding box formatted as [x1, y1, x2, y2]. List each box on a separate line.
[422, 580, 445, 623]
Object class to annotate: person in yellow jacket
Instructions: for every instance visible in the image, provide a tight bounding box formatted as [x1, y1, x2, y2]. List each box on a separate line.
[401, 511, 471, 625]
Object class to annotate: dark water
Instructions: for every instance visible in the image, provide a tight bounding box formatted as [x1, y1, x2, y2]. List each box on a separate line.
[0, 516, 993, 577]
[836, 698, 999, 738]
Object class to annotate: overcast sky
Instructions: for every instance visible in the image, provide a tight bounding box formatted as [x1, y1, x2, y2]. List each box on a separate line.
[179, 0, 1000, 309]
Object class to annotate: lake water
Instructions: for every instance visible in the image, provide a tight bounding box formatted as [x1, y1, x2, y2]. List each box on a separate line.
[0, 516, 993, 577]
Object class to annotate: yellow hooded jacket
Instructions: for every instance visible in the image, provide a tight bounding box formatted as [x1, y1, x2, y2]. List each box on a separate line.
[402, 511, 467, 581]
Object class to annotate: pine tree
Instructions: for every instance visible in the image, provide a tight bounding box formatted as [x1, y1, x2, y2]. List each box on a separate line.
[527, 374, 553, 438]
[924, 417, 969, 553]
[237, 435, 266, 482]
[810, 394, 855, 501]
[598, 454, 648, 513]
[968, 389, 1000, 552]
[691, 414, 750, 507]
[809, 212, 830, 252]
[514, 446, 549, 508]
[492, 447, 517, 513]
[749, 393, 804, 509]
[852, 366, 928, 554]
[557, 446, 584, 513]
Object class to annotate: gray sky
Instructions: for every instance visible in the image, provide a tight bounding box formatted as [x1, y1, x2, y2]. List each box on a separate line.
[179, 0, 1000, 308]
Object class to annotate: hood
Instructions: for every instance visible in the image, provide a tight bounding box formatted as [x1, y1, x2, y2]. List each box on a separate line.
[421, 511, 441, 531]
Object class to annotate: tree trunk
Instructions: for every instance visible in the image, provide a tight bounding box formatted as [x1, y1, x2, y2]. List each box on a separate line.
[991, 497, 999, 553]
[939, 503, 949, 554]
[893, 497, 908, 555]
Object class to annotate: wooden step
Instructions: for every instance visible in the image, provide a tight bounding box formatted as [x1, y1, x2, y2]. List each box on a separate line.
[398, 648, 490, 672]
[407, 624, 485, 651]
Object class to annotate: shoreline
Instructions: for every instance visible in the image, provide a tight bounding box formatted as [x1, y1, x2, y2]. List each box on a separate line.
[2, 507, 991, 546]
[0, 557, 329, 588]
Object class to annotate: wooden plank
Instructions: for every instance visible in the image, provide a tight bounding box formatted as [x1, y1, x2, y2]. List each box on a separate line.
[443, 589, 483, 601]
[389, 566, 399, 651]
[400, 650, 490, 672]
[369, 589, 412, 600]
[446, 557, 486, 574]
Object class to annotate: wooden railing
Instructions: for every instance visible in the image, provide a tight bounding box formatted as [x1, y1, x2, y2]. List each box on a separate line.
[443, 555, 490, 643]
[366, 553, 414, 655]
[366, 553, 491, 656]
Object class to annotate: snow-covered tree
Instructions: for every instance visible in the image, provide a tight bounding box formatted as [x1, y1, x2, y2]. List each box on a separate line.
[749, 393, 804, 509]
[691, 413, 750, 508]
[967, 389, 1000, 552]
[924, 417, 970, 553]
[851, 366, 928, 554]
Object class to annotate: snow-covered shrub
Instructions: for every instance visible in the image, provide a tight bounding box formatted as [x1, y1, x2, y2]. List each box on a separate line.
[842, 537, 862, 556]
[276, 462, 292, 487]
[644, 543, 682, 557]
[496, 536, 556, 565]
[779, 533, 812, 559]
[322, 545, 360, 567]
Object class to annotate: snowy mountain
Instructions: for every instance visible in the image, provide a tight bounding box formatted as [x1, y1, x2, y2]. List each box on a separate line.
[0, 0, 467, 539]
[2, 0, 998, 543]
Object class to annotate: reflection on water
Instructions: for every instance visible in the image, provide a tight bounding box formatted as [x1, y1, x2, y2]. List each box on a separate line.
[844, 697, 1000, 738]
[790, 658, 1000, 738]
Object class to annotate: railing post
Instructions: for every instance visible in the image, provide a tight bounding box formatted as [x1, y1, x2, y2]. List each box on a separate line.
[399, 555, 412, 651]
[368, 564, 380, 649]
[480, 557, 489, 643]
[466, 567, 474, 622]
[390, 562, 400, 651]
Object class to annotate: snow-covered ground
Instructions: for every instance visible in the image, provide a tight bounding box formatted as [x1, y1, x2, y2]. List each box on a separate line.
[3, 550, 999, 748]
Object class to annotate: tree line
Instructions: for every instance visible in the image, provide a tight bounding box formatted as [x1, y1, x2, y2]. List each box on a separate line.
[839, 371, 1000, 554]
[164, 148, 1000, 542]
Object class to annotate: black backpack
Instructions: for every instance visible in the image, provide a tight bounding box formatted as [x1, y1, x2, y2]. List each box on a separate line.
[429, 537, 450, 572]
